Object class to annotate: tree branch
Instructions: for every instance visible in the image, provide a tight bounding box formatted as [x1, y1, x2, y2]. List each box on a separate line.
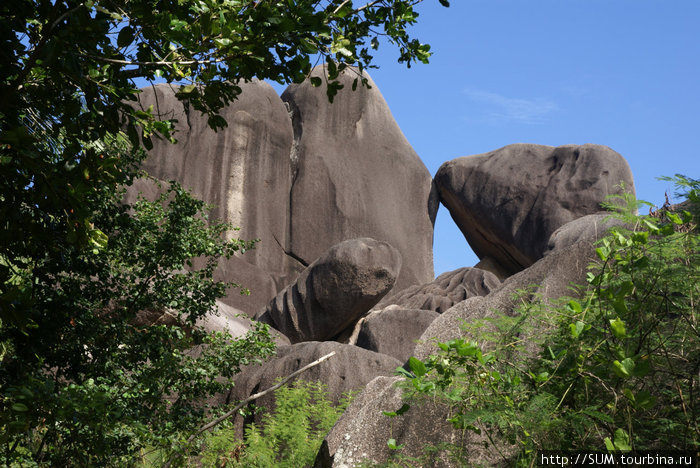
[162, 350, 337, 468]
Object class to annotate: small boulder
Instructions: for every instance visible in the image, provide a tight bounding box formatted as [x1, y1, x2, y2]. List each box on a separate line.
[355, 307, 440, 363]
[256, 238, 402, 343]
[434, 143, 635, 276]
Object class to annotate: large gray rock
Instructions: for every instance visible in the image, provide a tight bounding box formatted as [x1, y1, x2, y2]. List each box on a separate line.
[355, 306, 440, 363]
[256, 238, 402, 343]
[282, 66, 438, 293]
[414, 238, 599, 361]
[372, 267, 501, 313]
[225, 342, 402, 438]
[314, 376, 499, 468]
[126, 81, 296, 315]
[128, 71, 439, 316]
[434, 143, 635, 276]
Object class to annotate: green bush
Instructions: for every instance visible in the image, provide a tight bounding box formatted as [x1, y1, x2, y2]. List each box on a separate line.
[194, 380, 352, 468]
[0, 172, 276, 466]
[391, 175, 699, 466]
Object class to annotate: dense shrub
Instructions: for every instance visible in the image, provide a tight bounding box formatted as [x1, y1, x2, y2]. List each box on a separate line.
[388, 175, 699, 466]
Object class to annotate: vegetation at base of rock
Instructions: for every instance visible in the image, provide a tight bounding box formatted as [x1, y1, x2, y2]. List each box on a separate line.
[156, 380, 351, 467]
[388, 175, 699, 466]
[0, 174, 276, 465]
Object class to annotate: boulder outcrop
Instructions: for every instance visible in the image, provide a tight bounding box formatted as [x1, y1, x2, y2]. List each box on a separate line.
[434, 143, 635, 276]
[319, 238, 601, 467]
[282, 66, 438, 294]
[256, 238, 401, 343]
[128, 68, 437, 315]
[126, 80, 296, 314]
[414, 238, 599, 360]
[543, 212, 629, 256]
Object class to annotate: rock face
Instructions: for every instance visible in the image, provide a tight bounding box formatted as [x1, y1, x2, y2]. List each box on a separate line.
[127, 68, 437, 315]
[256, 238, 402, 343]
[355, 306, 439, 363]
[225, 342, 402, 437]
[371, 267, 501, 313]
[126, 80, 295, 314]
[314, 376, 500, 468]
[282, 66, 437, 293]
[434, 143, 635, 276]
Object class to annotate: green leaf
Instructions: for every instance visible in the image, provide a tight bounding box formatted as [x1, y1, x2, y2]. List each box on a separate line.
[570, 320, 585, 338]
[666, 211, 683, 225]
[595, 247, 609, 261]
[310, 76, 322, 87]
[387, 438, 404, 450]
[613, 428, 632, 451]
[631, 357, 651, 377]
[408, 356, 427, 377]
[567, 300, 582, 313]
[604, 437, 615, 451]
[612, 358, 634, 378]
[12, 403, 28, 412]
[635, 391, 656, 410]
[179, 84, 196, 94]
[609, 317, 627, 339]
[214, 37, 232, 48]
[631, 231, 649, 244]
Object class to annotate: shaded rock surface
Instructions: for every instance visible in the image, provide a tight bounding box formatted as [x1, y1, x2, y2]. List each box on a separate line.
[414, 238, 599, 361]
[371, 267, 501, 313]
[434, 143, 635, 276]
[125, 81, 295, 314]
[256, 238, 401, 343]
[282, 66, 437, 294]
[226, 342, 401, 437]
[355, 306, 439, 363]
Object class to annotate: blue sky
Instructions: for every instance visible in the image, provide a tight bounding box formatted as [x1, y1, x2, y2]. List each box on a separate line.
[339, 0, 700, 275]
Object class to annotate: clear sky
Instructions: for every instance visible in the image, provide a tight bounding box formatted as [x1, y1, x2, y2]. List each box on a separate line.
[333, 0, 700, 276]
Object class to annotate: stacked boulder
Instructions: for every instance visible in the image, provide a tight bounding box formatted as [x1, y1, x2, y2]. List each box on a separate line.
[130, 67, 639, 467]
[127, 66, 436, 317]
[434, 143, 635, 277]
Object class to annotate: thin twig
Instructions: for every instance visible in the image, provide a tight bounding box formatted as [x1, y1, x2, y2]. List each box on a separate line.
[162, 351, 336, 468]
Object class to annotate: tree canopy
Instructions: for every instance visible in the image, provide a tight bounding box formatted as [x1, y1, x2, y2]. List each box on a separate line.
[0, 0, 446, 463]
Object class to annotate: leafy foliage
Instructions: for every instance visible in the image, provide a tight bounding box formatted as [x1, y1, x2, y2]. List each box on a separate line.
[1, 0, 446, 464]
[388, 175, 699, 465]
[0, 174, 276, 465]
[191, 380, 352, 468]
